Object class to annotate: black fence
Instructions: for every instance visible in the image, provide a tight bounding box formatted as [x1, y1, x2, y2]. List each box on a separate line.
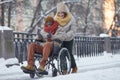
[74, 36, 104, 57]
[13, 32, 120, 62]
[110, 37, 120, 54]
[13, 32, 36, 63]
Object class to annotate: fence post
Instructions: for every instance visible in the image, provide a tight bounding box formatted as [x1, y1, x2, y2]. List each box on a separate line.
[0, 26, 15, 59]
[104, 37, 111, 53]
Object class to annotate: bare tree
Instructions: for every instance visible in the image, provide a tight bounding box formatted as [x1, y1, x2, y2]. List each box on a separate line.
[16, 0, 23, 32]
[28, 0, 43, 33]
[0, 0, 4, 26]
[83, 0, 91, 35]
[8, 2, 12, 27]
[0, 0, 2, 26]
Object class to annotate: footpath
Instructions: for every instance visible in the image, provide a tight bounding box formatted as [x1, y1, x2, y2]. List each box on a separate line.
[0, 53, 120, 80]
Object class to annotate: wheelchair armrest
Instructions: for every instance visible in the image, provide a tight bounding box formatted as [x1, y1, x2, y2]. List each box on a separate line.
[35, 39, 45, 43]
[53, 39, 62, 44]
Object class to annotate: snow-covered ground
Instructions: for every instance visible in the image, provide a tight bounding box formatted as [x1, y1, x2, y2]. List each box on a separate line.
[0, 52, 120, 80]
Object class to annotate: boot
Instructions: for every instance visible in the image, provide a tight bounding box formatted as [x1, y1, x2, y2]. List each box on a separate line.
[21, 65, 35, 72]
[38, 66, 48, 75]
[63, 70, 67, 75]
[71, 67, 77, 73]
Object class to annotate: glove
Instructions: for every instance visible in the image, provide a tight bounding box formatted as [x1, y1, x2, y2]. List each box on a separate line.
[47, 33, 52, 42]
[47, 33, 52, 38]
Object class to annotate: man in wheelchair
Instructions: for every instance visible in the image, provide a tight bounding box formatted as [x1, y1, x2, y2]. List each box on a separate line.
[21, 16, 60, 75]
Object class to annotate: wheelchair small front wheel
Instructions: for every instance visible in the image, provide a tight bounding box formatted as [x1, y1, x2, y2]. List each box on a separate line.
[30, 73, 35, 78]
[57, 48, 71, 75]
[52, 68, 57, 77]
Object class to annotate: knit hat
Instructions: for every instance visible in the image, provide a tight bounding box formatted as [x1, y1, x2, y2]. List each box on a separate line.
[56, 2, 69, 13]
[45, 16, 54, 23]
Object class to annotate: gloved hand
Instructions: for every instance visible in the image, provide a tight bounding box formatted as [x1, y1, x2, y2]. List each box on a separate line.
[47, 33, 52, 41]
[47, 33, 52, 38]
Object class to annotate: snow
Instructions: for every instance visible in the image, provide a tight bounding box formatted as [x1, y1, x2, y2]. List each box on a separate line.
[99, 33, 110, 37]
[0, 26, 12, 30]
[0, 52, 120, 80]
[0, 26, 12, 33]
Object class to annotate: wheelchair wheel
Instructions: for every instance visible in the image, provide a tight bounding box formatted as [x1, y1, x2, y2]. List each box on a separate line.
[52, 68, 57, 77]
[35, 71, 43, 77]
[57, 48, 71, 75]
[35, 67, 43, 77]
[30, 73, 35, 78]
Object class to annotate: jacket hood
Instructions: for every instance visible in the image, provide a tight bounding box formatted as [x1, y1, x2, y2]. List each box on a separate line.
[56, 2, 69, 13]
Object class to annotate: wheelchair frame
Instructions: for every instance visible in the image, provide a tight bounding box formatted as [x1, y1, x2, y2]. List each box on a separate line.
[29, 47, 71, 78]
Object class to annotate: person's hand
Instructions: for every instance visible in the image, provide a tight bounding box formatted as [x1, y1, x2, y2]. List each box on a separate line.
[47, 33, 52, 38]
[47, 33, 52, 41]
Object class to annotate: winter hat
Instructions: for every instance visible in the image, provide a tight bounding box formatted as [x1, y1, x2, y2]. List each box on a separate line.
[56, 2, 69, 13]
[45, 16, 54, 23]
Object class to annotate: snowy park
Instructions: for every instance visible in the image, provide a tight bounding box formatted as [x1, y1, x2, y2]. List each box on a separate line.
[0, 0, 120, 80]
[0, 52, 120, 80]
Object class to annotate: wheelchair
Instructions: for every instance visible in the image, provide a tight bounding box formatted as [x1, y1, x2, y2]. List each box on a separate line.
[27, 40, 71, 78]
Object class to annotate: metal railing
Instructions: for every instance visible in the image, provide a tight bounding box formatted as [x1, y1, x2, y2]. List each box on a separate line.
[13, 32, 120, 63]
[111, 37, 120, 54]
[74, 36, 104, 57]
[13, 32, 36, 63]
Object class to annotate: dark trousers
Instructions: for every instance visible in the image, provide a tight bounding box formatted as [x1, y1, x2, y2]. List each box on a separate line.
[63, 40, 77, 68]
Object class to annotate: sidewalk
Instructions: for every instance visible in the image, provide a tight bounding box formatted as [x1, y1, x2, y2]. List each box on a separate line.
[75, 53, 120, 73]
[0, 53, 120, 80]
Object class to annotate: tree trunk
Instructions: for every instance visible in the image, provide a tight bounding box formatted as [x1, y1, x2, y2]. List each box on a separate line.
[0, 0, 2, 26]
[8, 2, 12, 27]
[0, 0, 4, 26]
[16, 1, 23, 32]
[103, 0, 115, 33]
[28, 0, 42, 33]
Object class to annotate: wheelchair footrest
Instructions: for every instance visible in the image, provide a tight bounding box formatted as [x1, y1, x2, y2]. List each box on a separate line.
[21, 66, 35, 74]
[37, 69, 48, 75]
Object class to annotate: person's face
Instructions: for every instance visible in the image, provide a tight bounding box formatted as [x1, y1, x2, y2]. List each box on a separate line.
[58, 12, 65, 18]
